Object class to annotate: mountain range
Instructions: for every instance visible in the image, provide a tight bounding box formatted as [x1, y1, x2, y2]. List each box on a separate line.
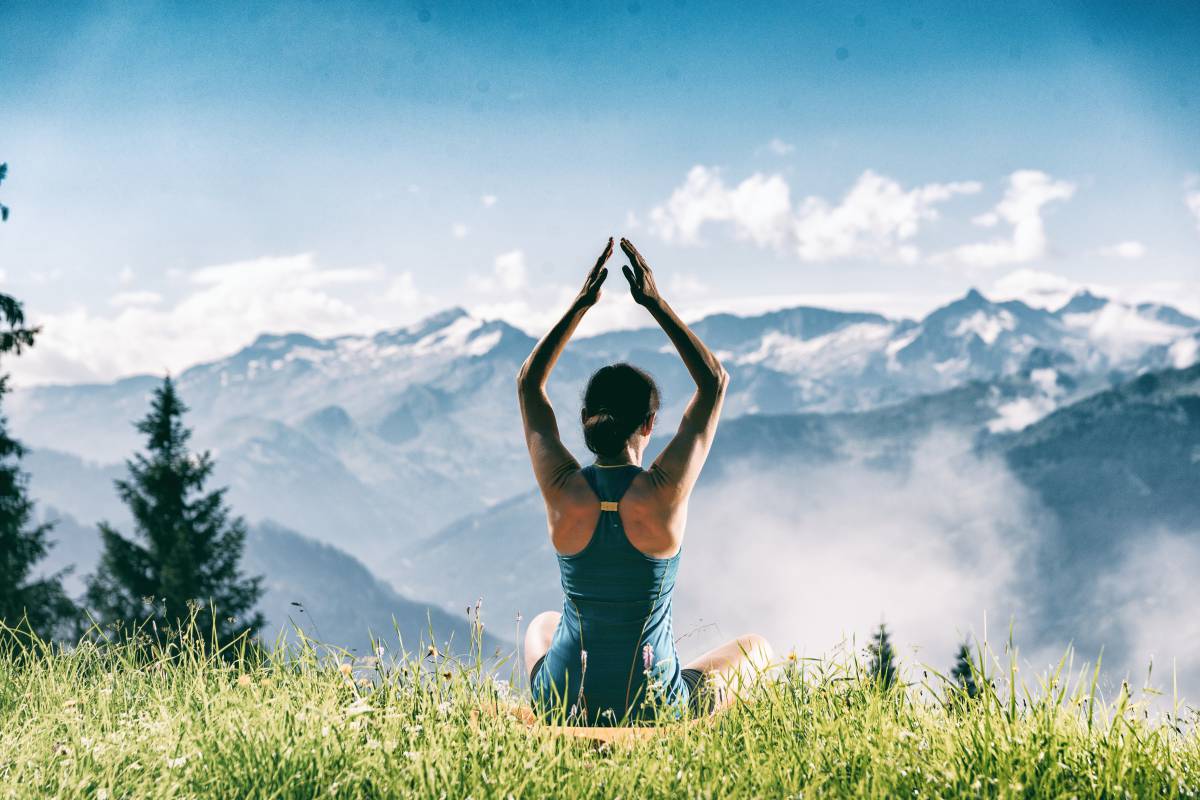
[13, 288, 1198, 555]
[11, 287, 1200, 667]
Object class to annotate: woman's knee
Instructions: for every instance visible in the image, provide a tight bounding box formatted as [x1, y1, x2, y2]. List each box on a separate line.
[523, 611, 560, 673]
[528, 611, 560, 633]
[523, 611, 560, 649]
[737, 633, 774, 664]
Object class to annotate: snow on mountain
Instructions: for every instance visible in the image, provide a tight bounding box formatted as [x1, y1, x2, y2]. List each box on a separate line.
[11, 288, 1199, 559]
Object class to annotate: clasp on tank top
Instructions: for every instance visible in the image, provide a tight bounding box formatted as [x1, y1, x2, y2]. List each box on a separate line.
[599, 501, 619, 512]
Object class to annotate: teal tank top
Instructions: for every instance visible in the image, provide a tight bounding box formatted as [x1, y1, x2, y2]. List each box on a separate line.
[531, 464, 688, 725]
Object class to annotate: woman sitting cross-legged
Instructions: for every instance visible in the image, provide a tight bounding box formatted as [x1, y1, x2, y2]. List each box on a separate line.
[517, 237, 775, 726]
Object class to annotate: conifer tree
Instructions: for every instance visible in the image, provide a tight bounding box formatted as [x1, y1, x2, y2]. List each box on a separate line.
[866, 623, 898, 690]
[0, 377, 77, 637]
[0, 164, 76, 638]
[951, 638, 980, 699]
[86, 377, 264, 647]
[0, 162, 10, 222]
[0, 167, 38, 358]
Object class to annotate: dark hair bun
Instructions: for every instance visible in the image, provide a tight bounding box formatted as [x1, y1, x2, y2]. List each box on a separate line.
[581, 363, 661, 458]
[582, 411, 626, 458]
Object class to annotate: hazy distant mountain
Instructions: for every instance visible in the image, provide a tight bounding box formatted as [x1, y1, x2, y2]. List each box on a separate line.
[389, 489, 559, 631]
[12, 289, 1198, 562]
[31, 510, 508, 657]
[244, 522, 509, 658]
[990, 363, 1200, 642]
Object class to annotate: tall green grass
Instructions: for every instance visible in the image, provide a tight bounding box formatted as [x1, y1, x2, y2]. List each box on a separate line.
[1, 616, 1197, 799]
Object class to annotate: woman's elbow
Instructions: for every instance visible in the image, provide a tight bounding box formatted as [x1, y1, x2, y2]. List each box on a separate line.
[699, 365, 729, 397]
[715, 365, 730, 393]
[516, 362, 542, 394]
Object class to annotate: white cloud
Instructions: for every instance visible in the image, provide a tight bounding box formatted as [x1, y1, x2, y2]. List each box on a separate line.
[109, 290, 162, 307]
[989, 268, 1081, 310]
[649, 165, 792, 248]
[382, 272, 424, 308]
[989, 269, 1200, 323]
[451, 222, 469, 239]
[943, 170, 1076, 268]
[764, 137, 794, 156]
[118, 266, 135, 285]
[1097, 240, 1146, 260]
[0, 269, 6, 284]
[987, 395, 1058, 433]
[1186, 181, 1200, 233]
[792, 171, 981, 264]
[1062, 303, 1191, 362]
[481, 194, 498, 208]
[6, 254, 430, 386]
[1169, 337, 1199, 369]
[493, 250, 526, 290]
[648, 166, 980, 264]
[675, 433, 1036, 664]
[470, 249, 527, 293]
[667, 272, 710, 298]
[1093, 531, 1200, 700]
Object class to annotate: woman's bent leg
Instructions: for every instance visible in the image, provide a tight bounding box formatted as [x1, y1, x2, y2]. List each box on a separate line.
[523, 610, 561, 679]
[683, 633, 775, 711]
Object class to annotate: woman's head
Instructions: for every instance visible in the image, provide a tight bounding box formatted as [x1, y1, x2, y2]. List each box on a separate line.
[581, 363, 660, 458]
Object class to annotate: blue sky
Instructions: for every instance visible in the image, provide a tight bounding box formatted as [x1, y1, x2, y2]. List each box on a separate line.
[1, 0, 1199, 384]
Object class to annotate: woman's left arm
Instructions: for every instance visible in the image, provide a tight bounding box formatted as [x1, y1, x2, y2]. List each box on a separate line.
[517, 238, 612, 494]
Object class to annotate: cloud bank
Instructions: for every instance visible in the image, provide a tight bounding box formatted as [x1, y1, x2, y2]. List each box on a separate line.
[674, 433, 1035, 668]
[649, 166, 981, 264]
[942, 170, 1076, 268]
[7, 254, 427, 386]
[648, 166, 1091, 271]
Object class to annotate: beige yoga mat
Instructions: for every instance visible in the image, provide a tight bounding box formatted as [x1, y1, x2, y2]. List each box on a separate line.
[477, 702, 710, 745]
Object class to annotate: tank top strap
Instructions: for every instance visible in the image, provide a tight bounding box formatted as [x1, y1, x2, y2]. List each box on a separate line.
[580, 463, 643, 503]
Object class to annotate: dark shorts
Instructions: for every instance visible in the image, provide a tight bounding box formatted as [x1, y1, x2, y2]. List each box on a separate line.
[530, 655, 716, 717]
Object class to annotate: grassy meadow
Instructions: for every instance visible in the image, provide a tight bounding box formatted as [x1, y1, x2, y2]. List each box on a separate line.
[1, 620, 1198, 799]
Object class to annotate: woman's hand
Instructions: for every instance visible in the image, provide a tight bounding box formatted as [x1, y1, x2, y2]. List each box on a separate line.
[619, 238, 663, 309]
[574, 237, 613, 310]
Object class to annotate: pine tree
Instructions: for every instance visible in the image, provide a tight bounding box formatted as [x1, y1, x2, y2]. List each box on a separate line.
[0, 376, 77, 637]
[0, 179, 75, 638]
[1, 162, 10, 222]
[86, 377, 264, 648]
[0, 165, 39, 358]
[866, 623, 898, 690]
[951, 639, 980, 699]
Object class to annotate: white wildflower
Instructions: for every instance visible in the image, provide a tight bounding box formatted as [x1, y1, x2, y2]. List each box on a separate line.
[345, 698, 374, 718]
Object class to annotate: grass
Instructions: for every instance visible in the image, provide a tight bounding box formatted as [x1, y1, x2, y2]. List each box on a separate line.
[1, 618, 1198, 799]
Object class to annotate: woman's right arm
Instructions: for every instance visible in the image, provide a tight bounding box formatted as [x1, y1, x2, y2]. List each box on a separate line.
[518, 239, 612, 496]
[619, 238, 728, 501]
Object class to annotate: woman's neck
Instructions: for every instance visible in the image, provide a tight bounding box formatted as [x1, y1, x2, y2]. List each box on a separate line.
[593, 445, 641, 468]
[593, 459, 638, 468]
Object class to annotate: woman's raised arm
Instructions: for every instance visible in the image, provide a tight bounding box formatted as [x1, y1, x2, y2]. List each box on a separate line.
[619, 238, 728, 500]
[517, 238, 613, 494]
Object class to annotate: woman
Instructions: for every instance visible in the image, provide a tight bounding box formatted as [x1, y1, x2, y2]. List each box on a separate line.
[517, 237, 774, 726]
